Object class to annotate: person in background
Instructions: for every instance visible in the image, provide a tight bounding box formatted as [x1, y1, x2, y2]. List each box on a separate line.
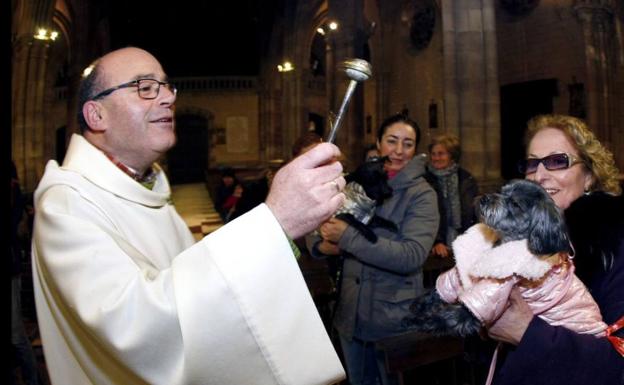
[31, 46, 347, 385]
[292, 131, 323, 159]
[424, 133, 479, 258]
[489, 114, 624, 385]
[11, 161, 41, 385]
[214, 167, 239, 222]
[307, 113, 439, 385]
[287, 131, 338, 330]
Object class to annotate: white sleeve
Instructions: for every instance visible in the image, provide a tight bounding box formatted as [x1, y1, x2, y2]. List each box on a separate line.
[172, 204, 345, 385]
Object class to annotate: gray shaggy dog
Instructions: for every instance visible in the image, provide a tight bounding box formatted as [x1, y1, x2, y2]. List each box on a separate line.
[402, 179, 571, 336]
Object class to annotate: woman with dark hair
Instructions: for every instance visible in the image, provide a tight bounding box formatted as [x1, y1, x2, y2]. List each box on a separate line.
[424, 133, 479, 258]
[489, 114, 624, 385]
[307, 113, 439, 385]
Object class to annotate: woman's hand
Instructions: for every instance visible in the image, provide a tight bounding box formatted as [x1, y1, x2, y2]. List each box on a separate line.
[487, 289, 533, 345]
[319, 218, 348, 243]
[317, 239, 341, 255]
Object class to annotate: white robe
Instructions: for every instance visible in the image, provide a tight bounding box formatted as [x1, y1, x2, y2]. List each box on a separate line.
[32, 134, 345, 385]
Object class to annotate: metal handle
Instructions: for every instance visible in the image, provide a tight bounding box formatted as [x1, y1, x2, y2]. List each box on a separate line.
[325, 59, 372, 143]
[326, 80, 358, 143]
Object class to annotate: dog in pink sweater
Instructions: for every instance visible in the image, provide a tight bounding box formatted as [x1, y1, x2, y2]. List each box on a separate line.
[403, 179, 606, 338]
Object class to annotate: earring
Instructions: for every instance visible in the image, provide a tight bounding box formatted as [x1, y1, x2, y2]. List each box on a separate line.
[583, 187, 591, 196]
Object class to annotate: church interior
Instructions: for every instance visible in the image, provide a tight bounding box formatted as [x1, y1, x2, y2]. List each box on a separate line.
[10, 0, 624, 384]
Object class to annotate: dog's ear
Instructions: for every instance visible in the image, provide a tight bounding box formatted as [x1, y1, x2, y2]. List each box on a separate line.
[528, 199, 570, 255]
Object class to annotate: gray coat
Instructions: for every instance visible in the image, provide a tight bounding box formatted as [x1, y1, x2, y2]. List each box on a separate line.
[308, 154, 439, 341]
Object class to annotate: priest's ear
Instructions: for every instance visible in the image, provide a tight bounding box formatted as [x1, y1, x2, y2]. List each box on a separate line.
[82, 101, 106, 132]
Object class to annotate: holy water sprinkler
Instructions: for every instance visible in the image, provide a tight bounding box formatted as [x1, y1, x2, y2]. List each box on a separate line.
[325, 58, 372, 143]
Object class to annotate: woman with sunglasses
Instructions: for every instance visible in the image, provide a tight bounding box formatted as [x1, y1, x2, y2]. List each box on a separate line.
[489, 114, 624, 385]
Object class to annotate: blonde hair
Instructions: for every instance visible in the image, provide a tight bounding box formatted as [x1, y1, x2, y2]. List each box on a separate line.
[526, 114, 621, 195]
[428, 133, 461, 162]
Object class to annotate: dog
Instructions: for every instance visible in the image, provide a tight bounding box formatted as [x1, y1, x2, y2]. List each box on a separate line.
[333, 155, 397, 243]
[401, 179, 606, 337]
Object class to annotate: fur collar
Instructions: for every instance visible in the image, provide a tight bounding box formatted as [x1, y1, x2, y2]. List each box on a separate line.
[452, 224, 554, 288]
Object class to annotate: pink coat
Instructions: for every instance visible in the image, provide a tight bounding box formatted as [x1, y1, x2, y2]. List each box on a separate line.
[436, 224, 606, 337]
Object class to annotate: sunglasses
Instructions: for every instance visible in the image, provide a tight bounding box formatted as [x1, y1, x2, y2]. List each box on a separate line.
[517, 153, 583, 174]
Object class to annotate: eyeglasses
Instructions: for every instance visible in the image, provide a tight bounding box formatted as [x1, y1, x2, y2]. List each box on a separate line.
[91, 78, 177, 101]
[517, 153, 584, 174]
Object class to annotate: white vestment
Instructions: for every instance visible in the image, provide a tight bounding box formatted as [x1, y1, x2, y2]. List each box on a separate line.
[32, 134, 345, 385]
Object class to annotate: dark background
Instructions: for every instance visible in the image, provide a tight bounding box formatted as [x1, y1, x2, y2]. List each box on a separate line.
[106, 0, 279, 77]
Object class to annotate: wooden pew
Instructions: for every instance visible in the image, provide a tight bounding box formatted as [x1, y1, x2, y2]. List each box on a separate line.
[374, 254, 466, 384]
[376, 331, 465, 385]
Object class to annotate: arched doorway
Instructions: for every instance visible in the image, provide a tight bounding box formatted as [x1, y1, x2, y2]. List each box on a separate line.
[167, 114, 209, 184]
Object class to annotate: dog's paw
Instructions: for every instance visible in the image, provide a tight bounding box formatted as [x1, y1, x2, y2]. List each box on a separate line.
[401, 311, 459, 336]
[403, 293, 482, 337]
[408, 290, 443, 313]
[438, 304, 482, 337]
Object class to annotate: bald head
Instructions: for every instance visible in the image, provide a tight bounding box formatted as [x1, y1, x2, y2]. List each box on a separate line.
[98, 47, 163, 80]
[77, 46, 177, 173]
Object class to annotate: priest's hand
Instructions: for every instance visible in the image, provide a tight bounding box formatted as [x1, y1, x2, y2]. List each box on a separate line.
[266, 143, 345, 239]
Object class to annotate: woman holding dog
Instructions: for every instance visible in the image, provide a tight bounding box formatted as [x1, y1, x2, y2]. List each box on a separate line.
[425, 133, 479, 258]
[489, 114, 624, 384]
[307, 113, 439, 385]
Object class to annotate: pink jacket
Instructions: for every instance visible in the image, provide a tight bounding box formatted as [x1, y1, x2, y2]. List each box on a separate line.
[436, 224, 606, 336]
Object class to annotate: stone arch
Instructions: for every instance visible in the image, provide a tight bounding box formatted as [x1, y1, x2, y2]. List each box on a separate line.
[306, 10, 331, 138]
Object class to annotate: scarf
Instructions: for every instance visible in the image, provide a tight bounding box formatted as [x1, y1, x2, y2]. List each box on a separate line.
[427, 162, 461, 244]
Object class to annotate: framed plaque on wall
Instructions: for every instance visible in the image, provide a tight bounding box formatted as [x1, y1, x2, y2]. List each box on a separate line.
[226, 116, 250, 153]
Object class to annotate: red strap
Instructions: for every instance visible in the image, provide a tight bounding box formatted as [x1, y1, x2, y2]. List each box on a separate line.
[606, 315, 624, 357]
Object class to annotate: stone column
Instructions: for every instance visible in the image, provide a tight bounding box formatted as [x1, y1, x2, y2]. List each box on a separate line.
[276, 3, 305, 161]
[573, 0, 617, 149]
[12, 35, 53, 192]
[11, 0, 59, 192]
[281, 67, 303, 159]
[441, 0, 501, 189]
[11, 36, 30, 184]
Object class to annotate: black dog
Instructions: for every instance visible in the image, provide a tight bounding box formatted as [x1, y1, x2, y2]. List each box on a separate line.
[334, 156, 397, 243]
[402, 179, 571, 337]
